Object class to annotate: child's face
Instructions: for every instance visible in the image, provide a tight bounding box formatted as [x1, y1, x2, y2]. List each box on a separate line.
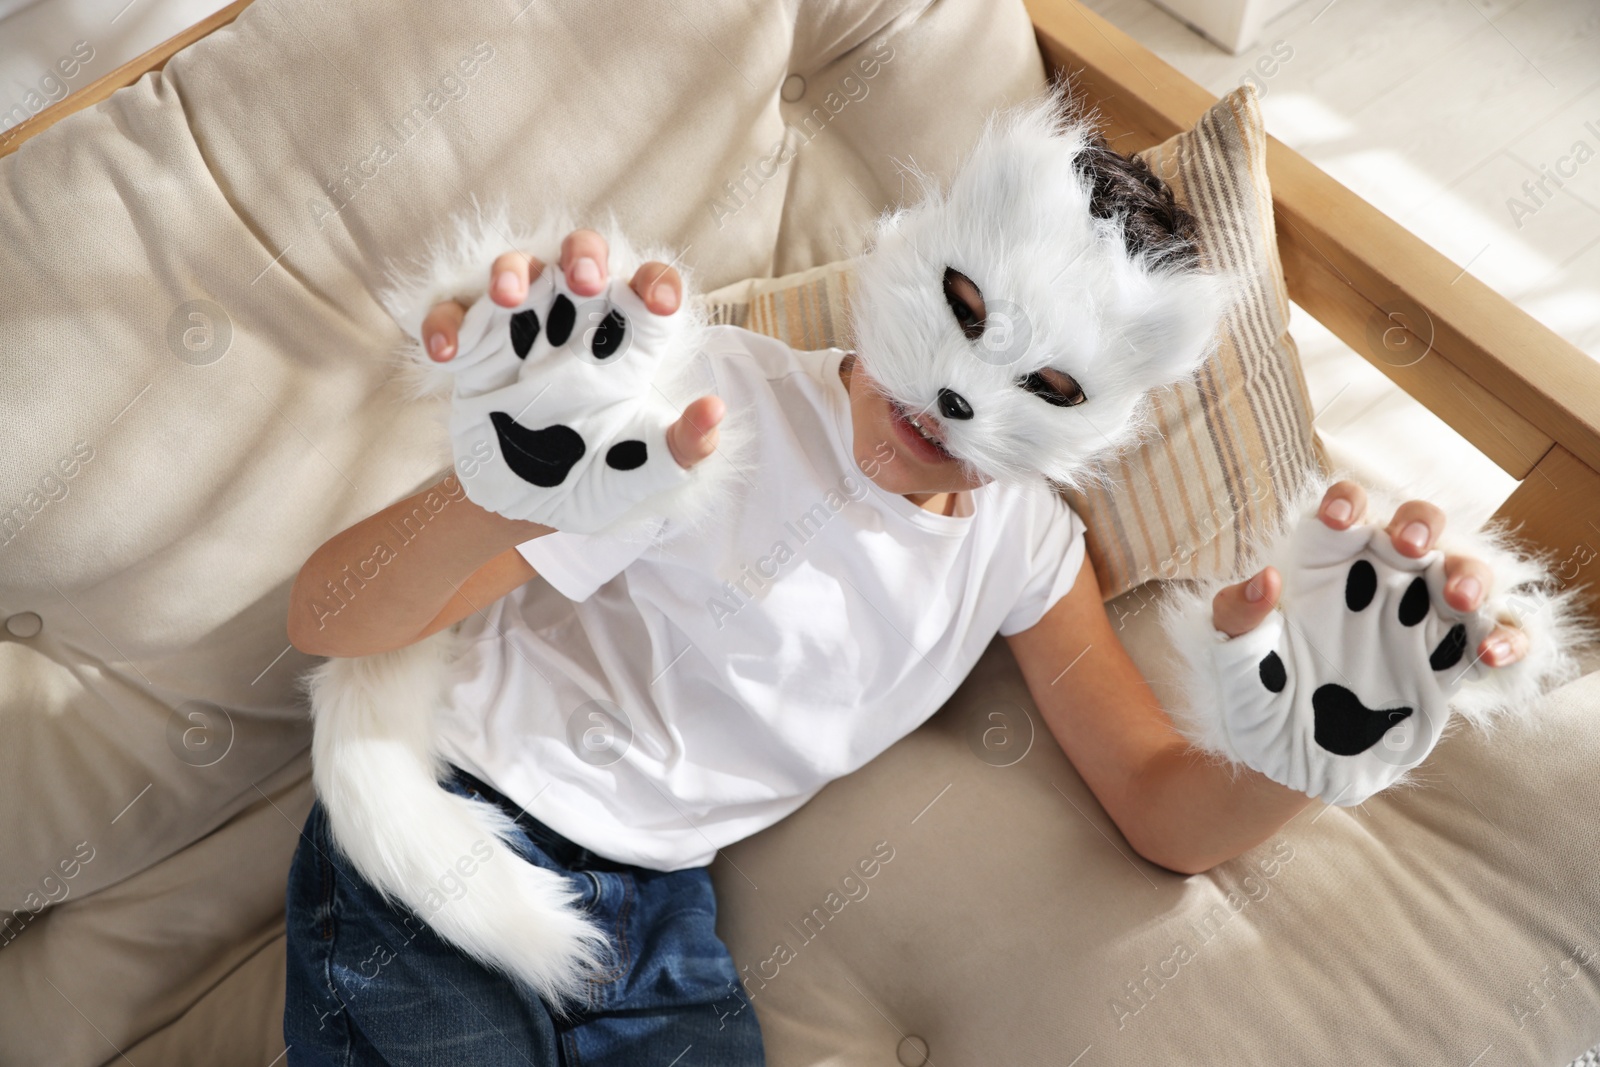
[840, 355, 993, 497]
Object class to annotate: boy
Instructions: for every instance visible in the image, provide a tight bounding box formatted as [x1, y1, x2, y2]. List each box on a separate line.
[282, 107, 1529, 1066]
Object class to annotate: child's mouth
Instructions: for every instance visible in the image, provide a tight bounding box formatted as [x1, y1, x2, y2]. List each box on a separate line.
[888, 399, 955, 463]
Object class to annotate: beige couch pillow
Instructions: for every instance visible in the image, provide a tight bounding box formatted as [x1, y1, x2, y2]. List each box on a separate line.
[701, 84, 1327, 599]
[1078, 83, 1329, 595]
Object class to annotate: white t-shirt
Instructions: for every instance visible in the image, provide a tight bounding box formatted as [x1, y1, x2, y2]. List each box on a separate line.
[434, 326, 1087, 871]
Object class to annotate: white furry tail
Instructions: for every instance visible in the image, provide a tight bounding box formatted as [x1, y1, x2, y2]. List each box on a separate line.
[302, 628, 611, 1010]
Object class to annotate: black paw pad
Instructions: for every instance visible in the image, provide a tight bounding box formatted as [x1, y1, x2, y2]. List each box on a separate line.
[1345, 560, 1377, 612]
[546, 294, 577, 347]
[510, 309, 540, 358]
[1259, 651, 1287, 693]
[1312, 684, 1413, 756]
[490, 411, 585, 487]
[591, 310, 628, 359]
[605, 440, 647, 471]
[1430, 623, 1468, 671]
[1398, 576, 1430, 627]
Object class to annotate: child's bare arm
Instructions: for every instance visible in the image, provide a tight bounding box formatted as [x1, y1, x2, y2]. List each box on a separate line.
[1005, 550, 1311, 876]
[1006, 480, 1530, 876]
[286, 477, 552, 658]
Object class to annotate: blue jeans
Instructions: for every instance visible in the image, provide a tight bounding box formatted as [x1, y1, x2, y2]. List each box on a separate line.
[283, 763, 765, 1066]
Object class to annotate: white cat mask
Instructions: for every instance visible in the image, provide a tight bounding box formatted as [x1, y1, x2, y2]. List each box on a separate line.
[848, 86, 1240, 492]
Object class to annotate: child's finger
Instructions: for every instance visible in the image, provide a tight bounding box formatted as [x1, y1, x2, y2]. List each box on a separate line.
[489, 251, 542, 307]
[631, 261, 683, 315]
[1385, 499, 1447, 557]
[560, 230, 609, 297]
[667, 396, 724, 469]
[1212, 566, 1281, 638]
[1318, 480, 1367, 529]
[421, 300, 466, 362]
[1480, 622, 1528, 667]
[1441, 553, 1495, 613]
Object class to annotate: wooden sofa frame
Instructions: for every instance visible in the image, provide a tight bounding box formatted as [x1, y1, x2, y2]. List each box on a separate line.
[7, 0, 1597, 625]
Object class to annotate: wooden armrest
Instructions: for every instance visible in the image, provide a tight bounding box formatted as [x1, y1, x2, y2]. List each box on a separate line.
[0, 0, 256, 159]
[1027, 0, 1600, 622]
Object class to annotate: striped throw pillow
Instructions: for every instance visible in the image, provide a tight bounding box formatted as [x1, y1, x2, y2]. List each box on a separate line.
[695, 83, 1327, 599]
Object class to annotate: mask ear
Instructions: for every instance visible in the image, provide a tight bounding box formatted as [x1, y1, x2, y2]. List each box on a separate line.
[1121, 266, 1236, 389]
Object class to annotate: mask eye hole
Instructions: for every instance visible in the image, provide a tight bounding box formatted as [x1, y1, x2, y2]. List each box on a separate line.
[942, 267, 987, 341]
[1018, 367, 1087, 407]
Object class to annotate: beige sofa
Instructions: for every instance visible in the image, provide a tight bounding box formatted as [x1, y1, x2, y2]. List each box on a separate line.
[2, 0, 1598, 1064]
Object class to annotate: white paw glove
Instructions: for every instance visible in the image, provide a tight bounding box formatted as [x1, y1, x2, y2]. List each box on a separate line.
[377, 205, 752, 541]
[1188, 515, 1491, 805]
[1160, 478, 1591, 807]
[442, 268, 697, 534]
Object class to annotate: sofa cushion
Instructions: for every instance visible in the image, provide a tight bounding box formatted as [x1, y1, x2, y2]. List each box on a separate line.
[0, 757, 313, 1066]
[715, 587, 1600, 1065]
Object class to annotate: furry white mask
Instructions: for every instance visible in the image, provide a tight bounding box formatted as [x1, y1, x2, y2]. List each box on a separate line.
[848, 86, 1240, 492]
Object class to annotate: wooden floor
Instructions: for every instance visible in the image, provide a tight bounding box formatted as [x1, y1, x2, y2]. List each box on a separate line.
[1085, 0, 1600, 504]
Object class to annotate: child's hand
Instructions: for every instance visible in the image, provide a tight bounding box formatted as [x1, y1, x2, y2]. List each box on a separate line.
[1157, 475, 1587, 807]
[418, 228, 723, 473]
[1210, 480, 1528, 667]
[410, 225, 735, 536]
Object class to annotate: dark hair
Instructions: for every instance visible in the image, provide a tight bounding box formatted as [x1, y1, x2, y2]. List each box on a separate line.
[1043, 73, 1203, 270]
[1076, 135, 1203, 270]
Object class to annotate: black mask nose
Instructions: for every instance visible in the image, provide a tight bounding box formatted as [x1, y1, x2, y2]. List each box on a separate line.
[937, 388, 973, 420]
